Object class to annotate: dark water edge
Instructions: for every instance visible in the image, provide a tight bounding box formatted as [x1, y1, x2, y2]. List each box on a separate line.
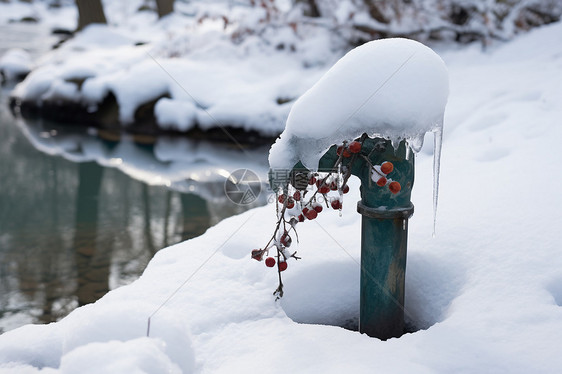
[11, 95, 279, 146]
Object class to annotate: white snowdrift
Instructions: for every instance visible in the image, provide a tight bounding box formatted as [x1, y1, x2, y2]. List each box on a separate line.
[1, 20, 562, 374]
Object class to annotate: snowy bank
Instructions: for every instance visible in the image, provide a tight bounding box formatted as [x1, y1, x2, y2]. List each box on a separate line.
[1, 17, 562, 374]
[7, 1, 338, 140]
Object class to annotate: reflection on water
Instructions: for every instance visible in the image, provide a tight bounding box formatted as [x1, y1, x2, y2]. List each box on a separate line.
[0, 92, 271, 332]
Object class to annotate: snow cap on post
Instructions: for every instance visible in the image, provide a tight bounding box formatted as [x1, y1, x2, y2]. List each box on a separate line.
[269, 38, 449, 171]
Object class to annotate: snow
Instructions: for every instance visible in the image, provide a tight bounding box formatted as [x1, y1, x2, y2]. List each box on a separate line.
[268, 38, 449, 171]
[0, 1, 77, 45]
[0, 48, 31, 83]
[1, 10, 562, 374]
[7, 2, 334, 135]
[154, 98, 197, 132]
[10, 23, 326, 133]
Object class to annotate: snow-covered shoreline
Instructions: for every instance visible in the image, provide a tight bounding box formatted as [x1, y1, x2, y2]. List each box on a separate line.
[1, 19, 562, 373]
[4, 1, 340, 139]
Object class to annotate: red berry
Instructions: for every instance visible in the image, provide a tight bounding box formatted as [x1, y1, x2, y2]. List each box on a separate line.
[331, 199, 341, 210]
[342, 185, 350, 194]
[280, 233, 292, 247]
[330, 181, 338, 191]
[298, 214, 305, 222]
[336, 146, 343, 156]
[278, 194, 286, 204]
[381, 162, 394, 174]
[349, 141, 361, 153]
[308, 176, 317, 185]
[279, 261, 288, 272]
[389, 181, 401, 194]
[265, 257, 276, 267]
[313, 205, 323, 213]
[376, 176, 387, 187]
[251, 249, 263, 261]
[305, 209, 317, 220]
[286, 198, 295, 209]
[302, 207, 309, 215]
[293, 191, 301, 201]
[319, 185, 330, 194]
[337, 144, 352, 157]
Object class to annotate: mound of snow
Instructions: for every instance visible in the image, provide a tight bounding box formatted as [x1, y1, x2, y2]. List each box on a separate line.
[0, 48, 31, 82]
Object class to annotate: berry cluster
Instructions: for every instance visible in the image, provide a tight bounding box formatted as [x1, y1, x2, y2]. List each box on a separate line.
[371, 161, 401, 194]
[252, 138, 401, 298]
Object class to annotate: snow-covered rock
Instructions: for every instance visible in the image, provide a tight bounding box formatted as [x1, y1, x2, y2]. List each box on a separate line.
[0, 48, 31, 83]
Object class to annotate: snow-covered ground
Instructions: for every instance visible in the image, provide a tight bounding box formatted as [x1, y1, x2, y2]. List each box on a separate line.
[2, 14, 562, 374]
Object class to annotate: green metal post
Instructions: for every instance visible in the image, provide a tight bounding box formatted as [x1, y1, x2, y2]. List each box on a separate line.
[357, 202, 412, 339]
[318, 137, 414, 339]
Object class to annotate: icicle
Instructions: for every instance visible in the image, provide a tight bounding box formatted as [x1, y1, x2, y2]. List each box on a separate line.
[338, 163, 343, 200]
[390, 135, 400, 151]
[409, 133, 425, 153]
[432, 126, 444, 237]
